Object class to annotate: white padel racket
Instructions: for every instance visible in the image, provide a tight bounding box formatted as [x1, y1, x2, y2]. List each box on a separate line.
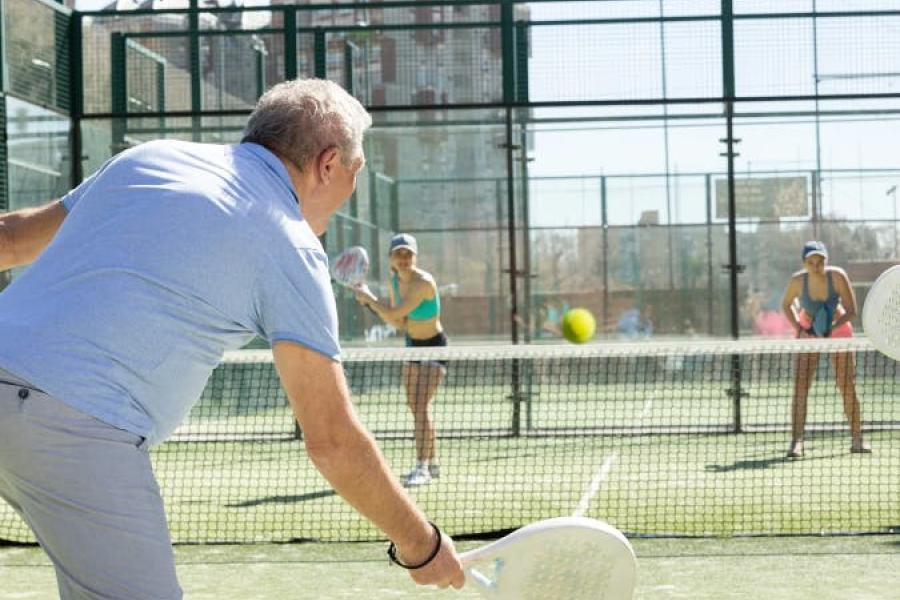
[330, 245, 377, 315]
[330, 246, 371, 293]
[460, 517, 636, 600]
[862, 264, 900, 361]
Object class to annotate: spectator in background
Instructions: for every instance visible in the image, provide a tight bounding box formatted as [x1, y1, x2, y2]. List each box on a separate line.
[754, 311, 794, 337]
[617, 303, 654, 339]
[540, 299, 568, 338]
[683, 318, 698, 337]
[746, 288, 798, 337]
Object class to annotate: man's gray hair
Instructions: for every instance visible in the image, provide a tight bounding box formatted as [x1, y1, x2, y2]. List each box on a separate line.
[242, 79, 372, 172]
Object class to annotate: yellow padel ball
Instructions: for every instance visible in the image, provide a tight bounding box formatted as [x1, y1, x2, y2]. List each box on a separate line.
[561, 308, 596, 344]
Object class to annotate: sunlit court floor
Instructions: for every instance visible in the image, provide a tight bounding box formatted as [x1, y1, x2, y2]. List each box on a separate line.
[0, 536, 897, 599]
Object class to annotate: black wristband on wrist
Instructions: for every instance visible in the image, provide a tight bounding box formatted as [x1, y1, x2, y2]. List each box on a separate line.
[387, 522, 442, 570]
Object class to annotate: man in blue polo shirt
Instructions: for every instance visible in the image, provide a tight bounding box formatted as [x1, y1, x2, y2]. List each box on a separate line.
[0, 79, 463, 598]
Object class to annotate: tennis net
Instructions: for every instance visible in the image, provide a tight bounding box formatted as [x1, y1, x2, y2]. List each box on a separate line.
[0, 338, 897, 543]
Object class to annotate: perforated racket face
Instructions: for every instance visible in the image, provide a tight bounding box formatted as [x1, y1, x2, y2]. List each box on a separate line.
[461, 517, 636, 600]
[330, 246, 370, 288]
[862, 264, 900, 361]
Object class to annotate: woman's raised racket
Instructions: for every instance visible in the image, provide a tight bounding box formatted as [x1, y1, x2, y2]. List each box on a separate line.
[460, 516, 636, 599]
[862, 264, 900, 361]
[330, 246, 371, 292]
[330, 246, 377, 315]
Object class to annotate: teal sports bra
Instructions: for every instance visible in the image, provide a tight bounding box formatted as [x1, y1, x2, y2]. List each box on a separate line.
[800, 271, 840, 337]
[392, 273, 440, 321]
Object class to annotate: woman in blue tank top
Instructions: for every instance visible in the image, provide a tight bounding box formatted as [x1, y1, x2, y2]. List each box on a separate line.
[355, 233, 446, 487]
[780, 241, 870, 458]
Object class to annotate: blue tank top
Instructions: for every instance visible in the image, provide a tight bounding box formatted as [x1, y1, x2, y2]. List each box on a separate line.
[392, 273, 440, 321]
[800, 272, 840, 336]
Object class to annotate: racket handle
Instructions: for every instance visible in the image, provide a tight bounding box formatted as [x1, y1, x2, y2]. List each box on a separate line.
[465, 567, 499, 597]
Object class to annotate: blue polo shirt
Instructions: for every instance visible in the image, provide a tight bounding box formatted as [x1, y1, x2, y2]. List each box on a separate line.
[0, 140, 340, 446]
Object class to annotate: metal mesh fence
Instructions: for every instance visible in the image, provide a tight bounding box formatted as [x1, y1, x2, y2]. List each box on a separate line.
[4, 0, 70, 111]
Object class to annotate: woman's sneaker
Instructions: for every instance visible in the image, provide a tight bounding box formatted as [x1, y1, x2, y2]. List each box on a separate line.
[404, 465, 432, 487]
[850, 440, 872, 454]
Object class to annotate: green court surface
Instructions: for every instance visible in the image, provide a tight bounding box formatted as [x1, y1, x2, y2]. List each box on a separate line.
[1, 430, 897, 545]
[113, 428, 900, 540]
[1, 535, 897, 599]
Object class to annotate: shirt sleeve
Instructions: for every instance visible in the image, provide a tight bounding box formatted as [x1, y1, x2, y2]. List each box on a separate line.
[252, 247, 342, 360]
[61, 157, 115, 212]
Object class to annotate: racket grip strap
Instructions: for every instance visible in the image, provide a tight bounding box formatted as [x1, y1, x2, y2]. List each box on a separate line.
[387, 521, 442, 570]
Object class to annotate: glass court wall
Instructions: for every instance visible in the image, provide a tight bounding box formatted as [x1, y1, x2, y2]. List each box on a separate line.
[2, 0, 900, 344]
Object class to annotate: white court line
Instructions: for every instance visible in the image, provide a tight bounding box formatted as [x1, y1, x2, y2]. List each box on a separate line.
[572, 396, 656, 517]
[573, 453, 617, 517]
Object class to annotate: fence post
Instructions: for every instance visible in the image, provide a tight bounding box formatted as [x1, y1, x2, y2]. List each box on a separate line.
[283, 8, 297, 80]
[188, 0, 201, 141]
[314, 29, 326, 79]
[69, 12, 83, 185]
[110, 33, 127, 154]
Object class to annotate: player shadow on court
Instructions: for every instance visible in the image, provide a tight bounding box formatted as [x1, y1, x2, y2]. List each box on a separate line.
[704, 452, 838, 472]
[470, 452, 540, 464]
[226, 489, 337, 508]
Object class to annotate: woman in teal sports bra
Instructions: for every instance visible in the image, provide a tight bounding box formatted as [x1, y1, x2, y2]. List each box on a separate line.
[780, 241, 870, 458]
[355, 233, 446, 487]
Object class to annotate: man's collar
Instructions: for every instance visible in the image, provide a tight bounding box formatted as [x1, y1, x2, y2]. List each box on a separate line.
[240, 142, 299, 204]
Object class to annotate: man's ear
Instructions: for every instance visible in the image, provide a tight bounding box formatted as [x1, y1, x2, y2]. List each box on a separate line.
[317, 147, 340, 185]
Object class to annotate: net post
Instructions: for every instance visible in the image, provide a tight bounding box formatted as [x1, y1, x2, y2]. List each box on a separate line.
[728, 354, 745, 433]
[510, 358, 522, 437]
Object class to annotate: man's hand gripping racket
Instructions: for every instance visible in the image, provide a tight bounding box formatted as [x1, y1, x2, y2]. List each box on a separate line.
[460, 516, 636, 599]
